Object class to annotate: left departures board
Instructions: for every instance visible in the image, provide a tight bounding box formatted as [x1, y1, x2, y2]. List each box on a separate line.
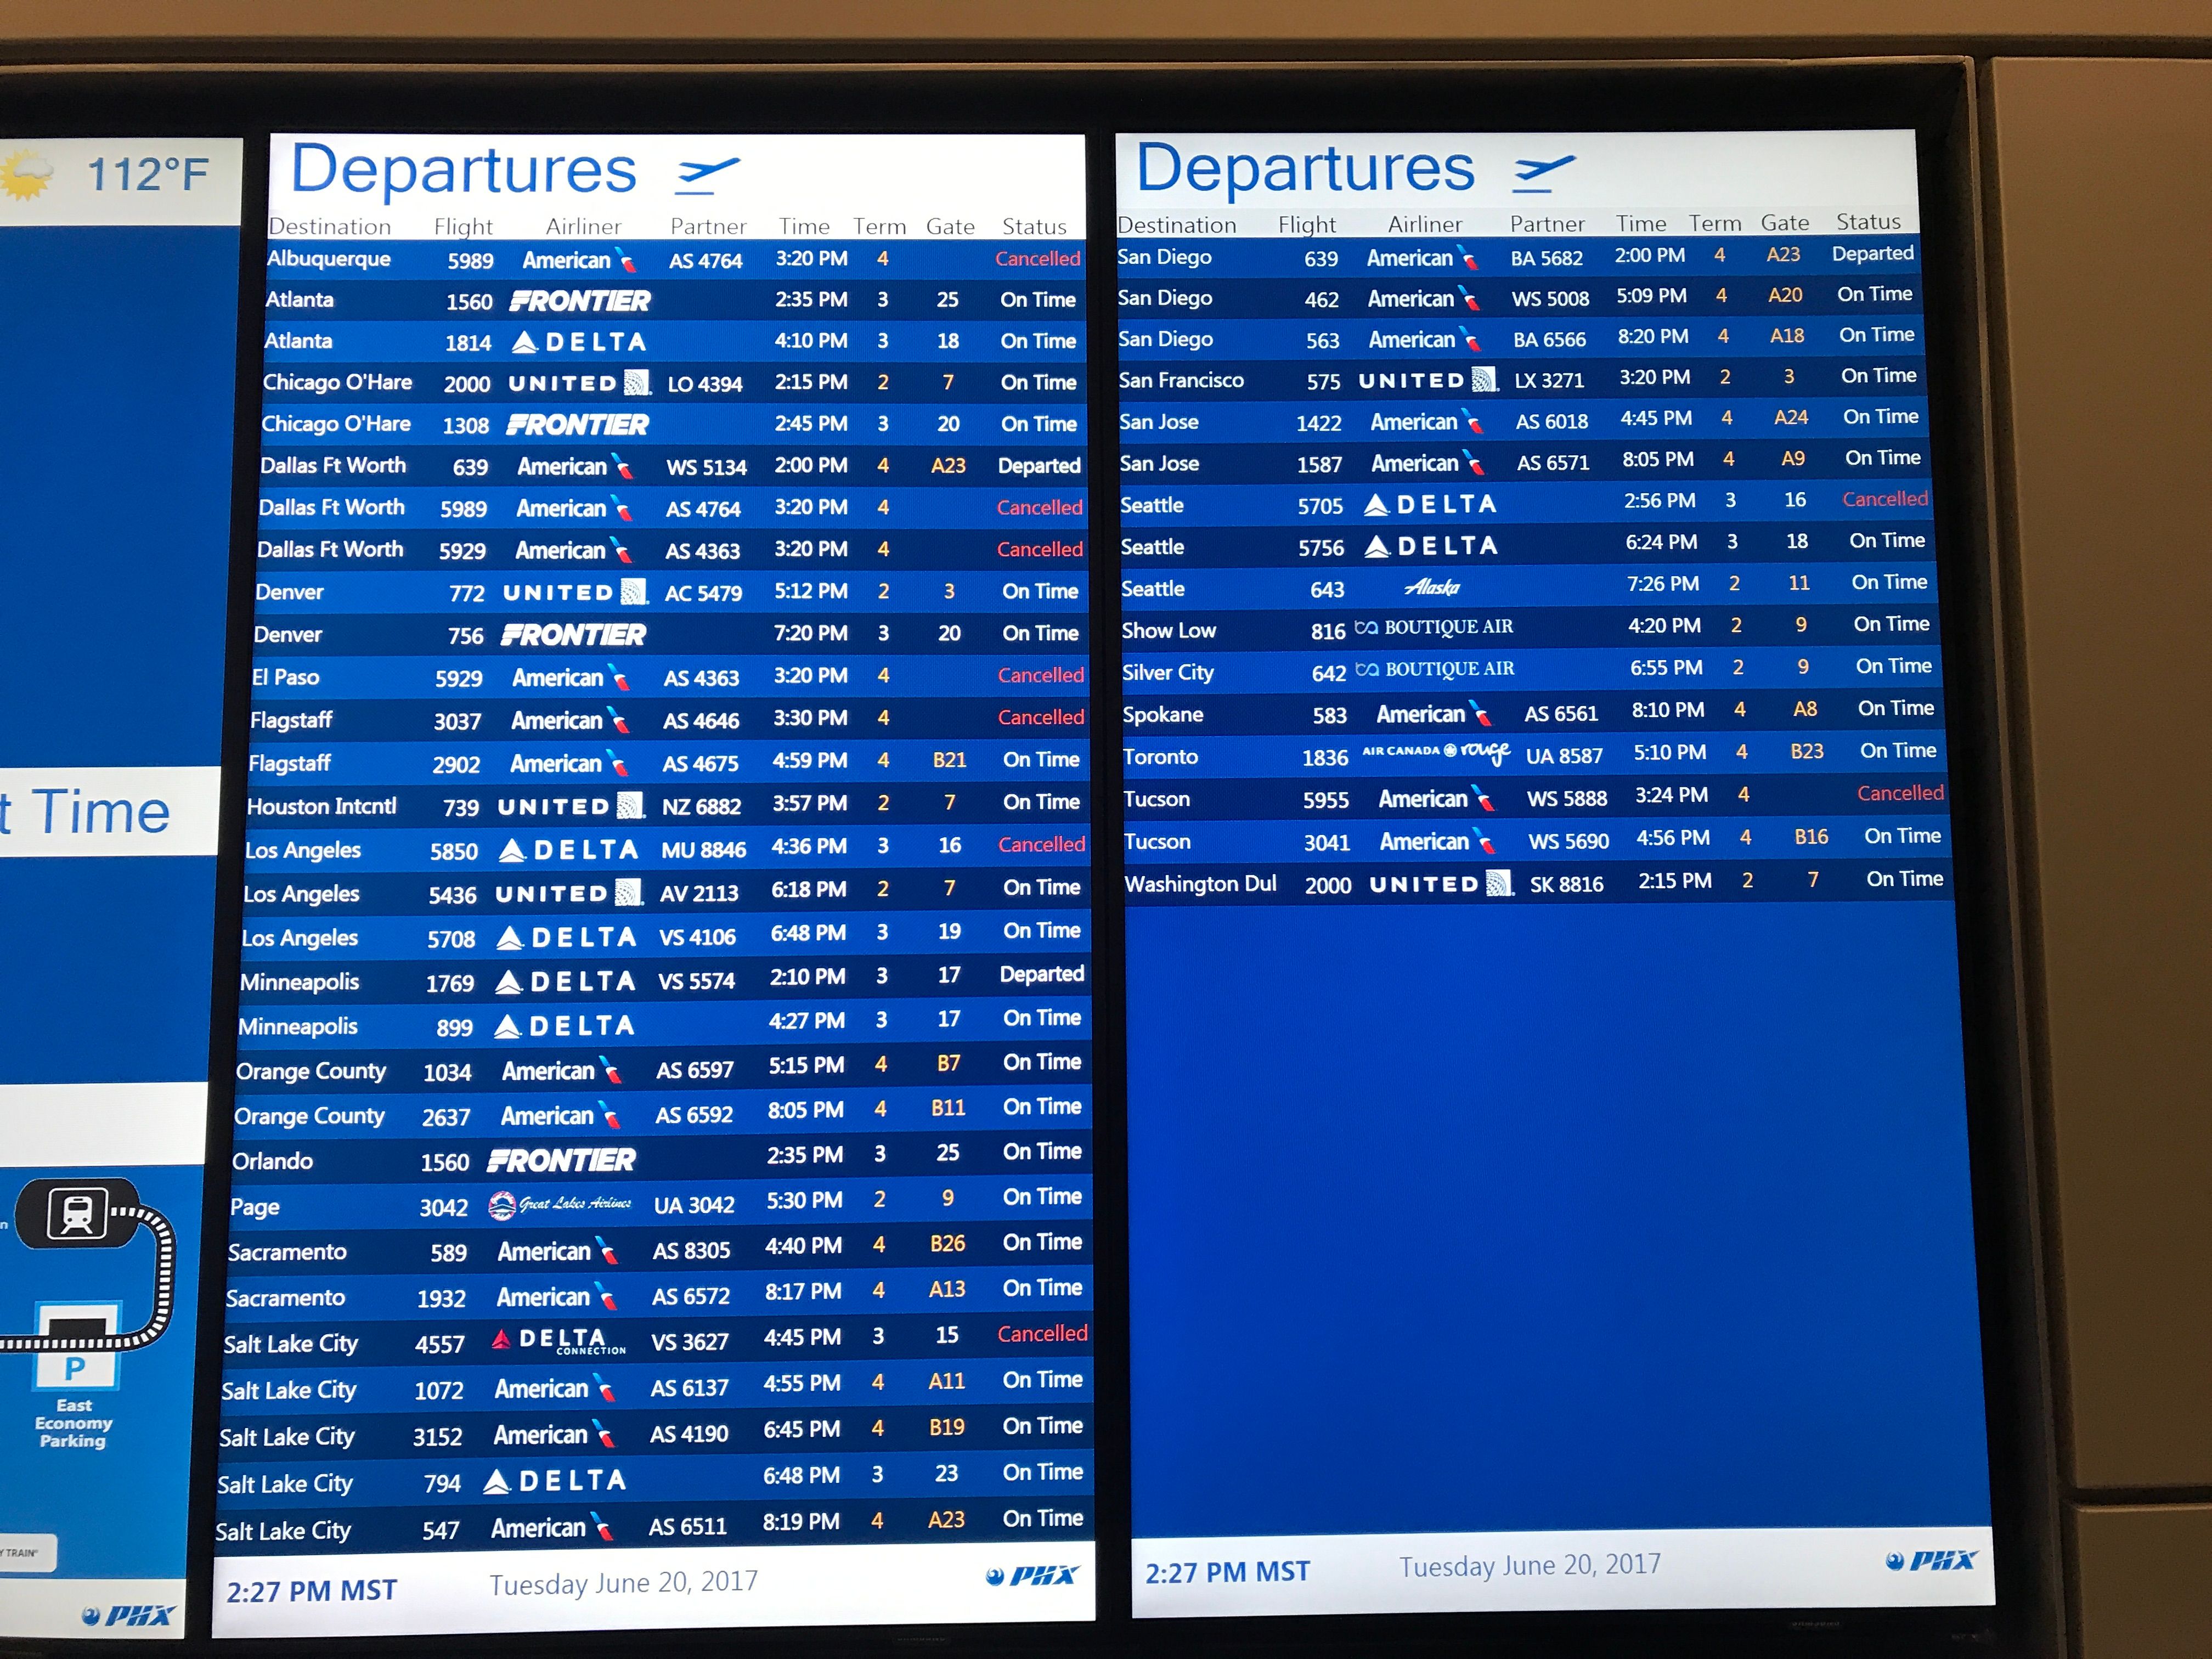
[0, 138, 244, 1640]
[213, 133, 1093, 1638]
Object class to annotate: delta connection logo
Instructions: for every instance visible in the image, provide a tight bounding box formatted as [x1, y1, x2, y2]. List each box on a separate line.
[2, 151, 54, 200]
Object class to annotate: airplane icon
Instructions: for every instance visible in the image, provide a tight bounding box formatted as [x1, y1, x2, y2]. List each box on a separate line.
[1513, 155, 1576, 193]
[676, 157, 741, 193]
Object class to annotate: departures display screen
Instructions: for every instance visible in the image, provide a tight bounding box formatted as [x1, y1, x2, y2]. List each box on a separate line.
[214, 133, 1093, 1637]
[1115, 132, 1995, 1617]
[0, 103, 2018, 1650]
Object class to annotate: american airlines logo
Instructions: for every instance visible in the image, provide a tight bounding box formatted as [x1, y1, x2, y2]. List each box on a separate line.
[485, 1146, 638, 1175]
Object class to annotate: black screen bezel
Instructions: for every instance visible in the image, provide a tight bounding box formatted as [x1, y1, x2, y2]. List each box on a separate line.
[0, 55, 2058, 1659]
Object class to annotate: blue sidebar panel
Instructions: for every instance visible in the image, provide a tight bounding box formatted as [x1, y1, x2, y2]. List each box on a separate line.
[0, 138, 244, 1640]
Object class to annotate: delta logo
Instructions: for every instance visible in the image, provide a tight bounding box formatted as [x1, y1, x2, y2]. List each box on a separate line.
[1887, 1549, 1979, 1571]
[85, 1605, 176, 1627]
[985, 1565, 1080, 1587]
[3, 151, 54, 201]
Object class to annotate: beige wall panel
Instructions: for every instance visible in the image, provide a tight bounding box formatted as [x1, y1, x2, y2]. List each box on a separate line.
[1989, 57, 2212, 1492]
[2073, 1504, 2212, 1657]
[0, 0, 2209, 49]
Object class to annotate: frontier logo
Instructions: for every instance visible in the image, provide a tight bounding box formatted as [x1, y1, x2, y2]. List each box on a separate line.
[500, 622, 647, 648]
[486, 1146, 637, 1175]
[1887, 1549, 1979, 1571]
[985, 1565, 1080, 1587]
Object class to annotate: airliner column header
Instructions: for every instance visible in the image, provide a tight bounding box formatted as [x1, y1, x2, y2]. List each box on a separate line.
[1113, 129, 1919, 236]
[267, 133, 1085, 240]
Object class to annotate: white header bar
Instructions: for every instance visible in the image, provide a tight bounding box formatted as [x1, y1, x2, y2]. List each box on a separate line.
[0, 1578, 185, 1640]
[0, 139, 241, 228]
[1115, 130, 1919, 238]
[1134, 1526, 1994, 1618]
[0, 769, 221, 858]
[215, 1542, 1091, 1637]
[0, 1085, 208, 1167]
[267, 134, 1085, 242]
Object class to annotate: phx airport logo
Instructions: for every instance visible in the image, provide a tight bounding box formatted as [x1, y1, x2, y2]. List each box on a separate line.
[1, 151, 54, 200]
[84, 1607, 177, 1628]
[987, 1566, 1081, 1588]
[1887, 1549, 1978, 1572]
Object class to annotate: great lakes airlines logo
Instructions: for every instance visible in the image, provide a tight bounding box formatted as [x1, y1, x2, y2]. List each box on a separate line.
[2, 151, 54, 201]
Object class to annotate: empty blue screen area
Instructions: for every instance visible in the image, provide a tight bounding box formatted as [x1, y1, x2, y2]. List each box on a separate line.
[0, 225, 238, 765]
[1127, 901, 1991, 1539]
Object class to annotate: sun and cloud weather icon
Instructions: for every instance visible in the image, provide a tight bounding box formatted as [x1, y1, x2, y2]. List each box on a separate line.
[2, 152, 54, 200]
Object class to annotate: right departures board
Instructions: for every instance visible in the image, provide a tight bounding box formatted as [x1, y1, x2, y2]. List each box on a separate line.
[1114, 131, 1995, 1617]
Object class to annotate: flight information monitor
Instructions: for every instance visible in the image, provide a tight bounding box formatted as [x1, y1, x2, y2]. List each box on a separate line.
[214, 132, 1093, 1636]
[0, 135, 242, 1641]
[1115, 131, 1994, 1617]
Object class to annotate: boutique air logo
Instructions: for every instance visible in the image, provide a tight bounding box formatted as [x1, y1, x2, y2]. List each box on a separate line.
[2, 151, 53, 200]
